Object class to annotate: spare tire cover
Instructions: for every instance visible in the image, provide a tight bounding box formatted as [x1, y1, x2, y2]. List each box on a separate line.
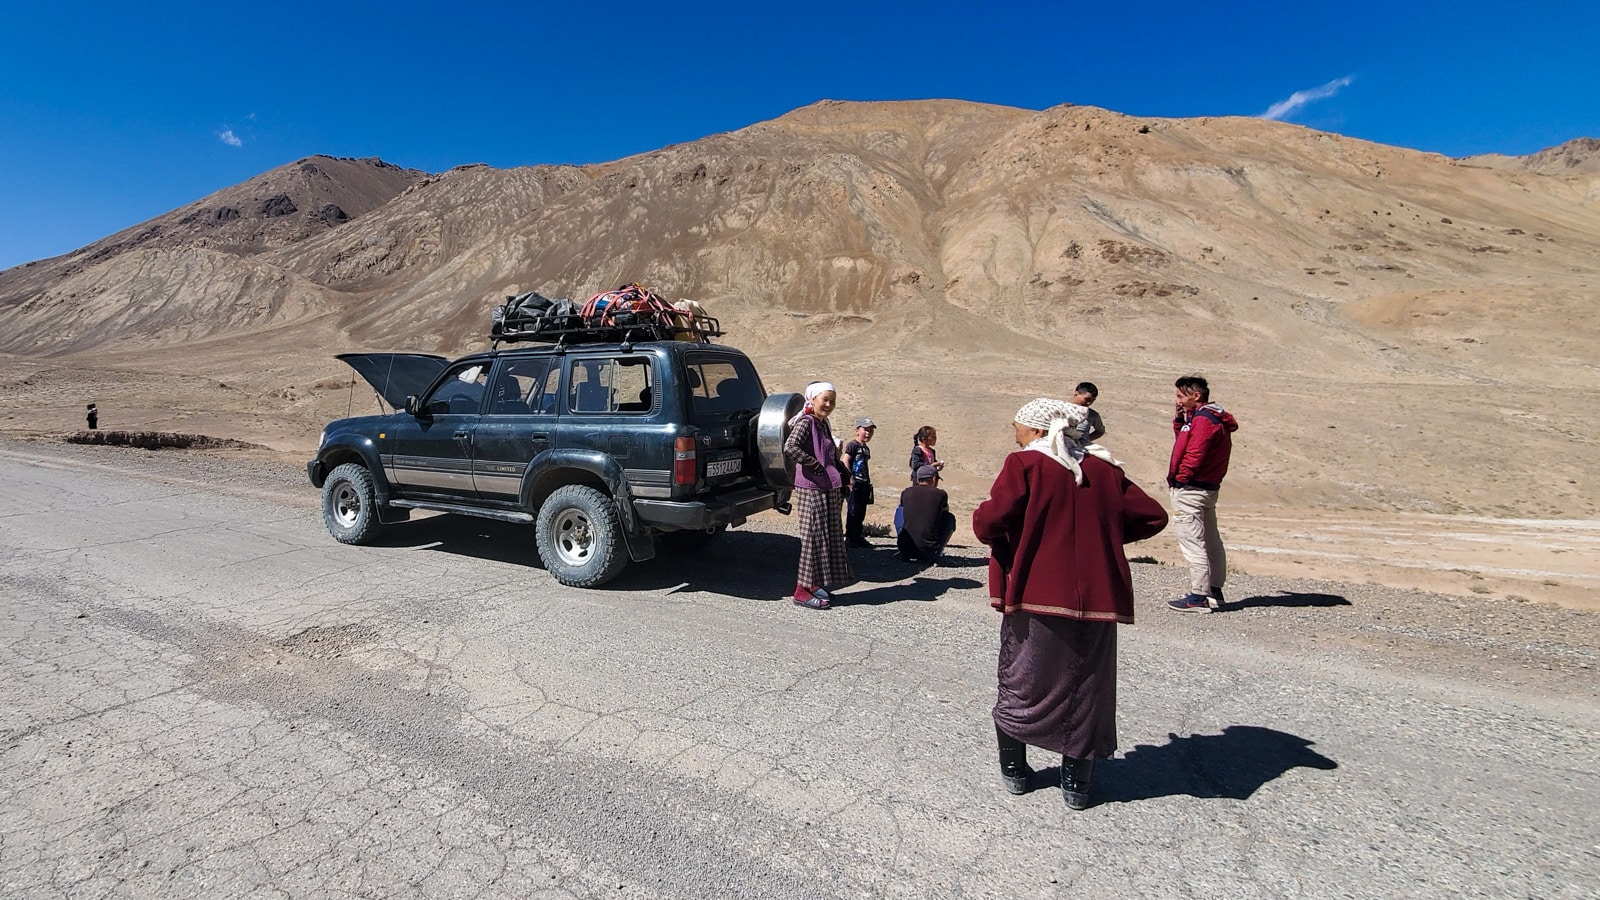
[755, 392, 803, 489]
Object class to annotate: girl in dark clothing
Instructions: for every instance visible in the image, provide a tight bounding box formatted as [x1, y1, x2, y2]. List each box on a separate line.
[909, 425, 944, 483]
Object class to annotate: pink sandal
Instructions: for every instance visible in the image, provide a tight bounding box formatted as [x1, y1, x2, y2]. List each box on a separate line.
[792, 586, 830, 609]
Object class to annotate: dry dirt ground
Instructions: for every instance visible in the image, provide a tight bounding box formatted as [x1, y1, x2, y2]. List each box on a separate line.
[1, 343, 1595, 617]
[4, 106, 1596, 617]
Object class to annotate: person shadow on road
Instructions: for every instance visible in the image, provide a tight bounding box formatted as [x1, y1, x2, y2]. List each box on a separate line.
[1091, 725, 1338, 802]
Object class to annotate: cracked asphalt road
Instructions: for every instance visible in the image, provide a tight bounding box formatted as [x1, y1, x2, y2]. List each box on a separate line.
[1, 441, 1595, 898]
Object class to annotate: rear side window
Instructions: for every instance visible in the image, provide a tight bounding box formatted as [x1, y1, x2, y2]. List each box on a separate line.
[486, 357, 554, 416]
[685, 354, 764, 417]
[569, 357, 654, 414]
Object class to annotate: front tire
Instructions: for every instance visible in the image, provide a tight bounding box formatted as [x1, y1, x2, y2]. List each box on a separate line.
[535, 485, 629, 587]
[322, 462, 382, 545]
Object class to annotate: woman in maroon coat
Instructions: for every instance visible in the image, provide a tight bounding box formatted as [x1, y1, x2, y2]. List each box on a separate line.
[972, 398, 1168, 809]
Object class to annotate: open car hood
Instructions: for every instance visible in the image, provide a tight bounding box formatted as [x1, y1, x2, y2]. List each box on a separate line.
[336, 353, 450, 411]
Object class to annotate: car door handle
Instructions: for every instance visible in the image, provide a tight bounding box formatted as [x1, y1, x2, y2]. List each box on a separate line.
[454, 430, 472, 440]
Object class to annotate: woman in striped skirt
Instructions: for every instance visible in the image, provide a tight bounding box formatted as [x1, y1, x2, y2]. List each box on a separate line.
[783, 381, 854, 609]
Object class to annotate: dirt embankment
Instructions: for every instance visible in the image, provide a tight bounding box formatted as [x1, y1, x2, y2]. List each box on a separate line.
[65, 430, 268, 451]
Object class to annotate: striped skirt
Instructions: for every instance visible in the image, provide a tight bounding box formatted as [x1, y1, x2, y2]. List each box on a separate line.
[795, 487, 854, 591]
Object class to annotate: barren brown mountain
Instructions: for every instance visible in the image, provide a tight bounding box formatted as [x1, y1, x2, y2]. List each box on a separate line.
[3, 100, 1597, 608]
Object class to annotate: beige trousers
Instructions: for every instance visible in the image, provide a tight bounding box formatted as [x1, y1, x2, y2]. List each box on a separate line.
[1170, 487, 1225, 596]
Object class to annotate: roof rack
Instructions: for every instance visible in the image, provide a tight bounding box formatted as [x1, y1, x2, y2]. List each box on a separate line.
[489, 286, 724, 348]
[490, 314, 724, 347]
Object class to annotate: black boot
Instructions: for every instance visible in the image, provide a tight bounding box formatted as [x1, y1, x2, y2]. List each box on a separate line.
[996, 725, 1031, 795]
[1061, 757, 1095, 810]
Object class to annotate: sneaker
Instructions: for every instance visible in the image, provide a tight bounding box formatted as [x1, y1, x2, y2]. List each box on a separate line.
[794, 592, 829, 610]
[1167, 593, 1213, 613]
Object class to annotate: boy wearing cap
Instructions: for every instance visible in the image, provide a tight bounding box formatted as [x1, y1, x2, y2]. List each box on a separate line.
[841, 417, 876, 548]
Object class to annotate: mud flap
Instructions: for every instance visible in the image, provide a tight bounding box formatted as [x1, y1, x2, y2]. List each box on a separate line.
[620, 515, 657, 562]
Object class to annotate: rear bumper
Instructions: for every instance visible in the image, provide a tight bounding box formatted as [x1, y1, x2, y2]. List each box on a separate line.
[634, 487, 780, 531]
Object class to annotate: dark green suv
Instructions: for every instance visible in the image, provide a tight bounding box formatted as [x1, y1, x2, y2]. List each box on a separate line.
[307, 340, 799, 587]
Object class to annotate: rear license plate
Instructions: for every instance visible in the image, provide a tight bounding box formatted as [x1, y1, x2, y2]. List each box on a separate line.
[706, 457, 741, 477]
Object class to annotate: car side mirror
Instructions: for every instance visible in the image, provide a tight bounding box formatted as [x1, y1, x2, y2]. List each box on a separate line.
[405, 395, 424, 417]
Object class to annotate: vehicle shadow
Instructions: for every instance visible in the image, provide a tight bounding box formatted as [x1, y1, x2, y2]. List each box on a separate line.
[622, 533, 977, 602]
[371, 515, 542, 568]
[1223, 591, 1351, 612]
[616, 530, 803, 598]
[371, 516, 984, 604]
[1064, 725, 1339, 803]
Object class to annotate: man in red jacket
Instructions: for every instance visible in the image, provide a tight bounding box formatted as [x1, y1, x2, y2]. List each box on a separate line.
[1166, 375, 1239, 612]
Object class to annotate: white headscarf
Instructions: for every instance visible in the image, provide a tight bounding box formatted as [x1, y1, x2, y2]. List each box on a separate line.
[1013, 398, 1122, 484]
[804, 381, 835, 402]
[791, 381, 837, 426]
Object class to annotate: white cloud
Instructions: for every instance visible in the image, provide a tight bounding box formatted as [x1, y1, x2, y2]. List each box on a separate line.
[218, 129, 243, 147]
[1261, 76, 1354, 121]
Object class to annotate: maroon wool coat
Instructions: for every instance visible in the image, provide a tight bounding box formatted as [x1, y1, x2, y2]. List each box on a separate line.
[973, 451, 1169, 624]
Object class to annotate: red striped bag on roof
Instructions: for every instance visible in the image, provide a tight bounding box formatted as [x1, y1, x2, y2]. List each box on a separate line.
[582, 282, 677, 327]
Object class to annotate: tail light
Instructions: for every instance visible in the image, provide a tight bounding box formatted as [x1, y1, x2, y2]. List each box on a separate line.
[673, 435, 697, 485]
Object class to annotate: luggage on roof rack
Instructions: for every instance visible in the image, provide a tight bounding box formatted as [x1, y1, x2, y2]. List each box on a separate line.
[490, 283, 723, 346]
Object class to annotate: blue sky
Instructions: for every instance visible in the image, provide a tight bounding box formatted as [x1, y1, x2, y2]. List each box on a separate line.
[2, 0, 1596, 271]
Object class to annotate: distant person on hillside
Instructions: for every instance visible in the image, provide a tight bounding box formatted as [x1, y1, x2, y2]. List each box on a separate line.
[1071, 383, 1105, 443]
[896, 464, 956, 562]
[86, 403, 98, 430]
[973, 398, 1168, 810]
[909, 425, 945, 484]
[1165, 375, 1240, 614]
[841, 416, 876, 548]
[783, 381, 854, 609]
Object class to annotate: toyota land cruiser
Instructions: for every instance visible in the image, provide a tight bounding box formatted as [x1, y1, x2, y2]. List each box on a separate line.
[307, 335, 801, 587]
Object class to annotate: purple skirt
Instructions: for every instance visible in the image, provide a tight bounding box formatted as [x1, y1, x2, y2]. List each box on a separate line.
[992, 611, 1118, 759]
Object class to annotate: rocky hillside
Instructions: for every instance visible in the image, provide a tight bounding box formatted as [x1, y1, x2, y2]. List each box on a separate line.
[0, 156, 426, 352]
[3, 102, 1596, 364]
[1, 101, 1597, 521]
[1462, 137, 1600, 175]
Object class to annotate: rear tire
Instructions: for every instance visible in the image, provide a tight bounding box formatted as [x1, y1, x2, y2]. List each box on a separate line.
[322, 463, 382, 545]
[535, 485, 629, 587]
